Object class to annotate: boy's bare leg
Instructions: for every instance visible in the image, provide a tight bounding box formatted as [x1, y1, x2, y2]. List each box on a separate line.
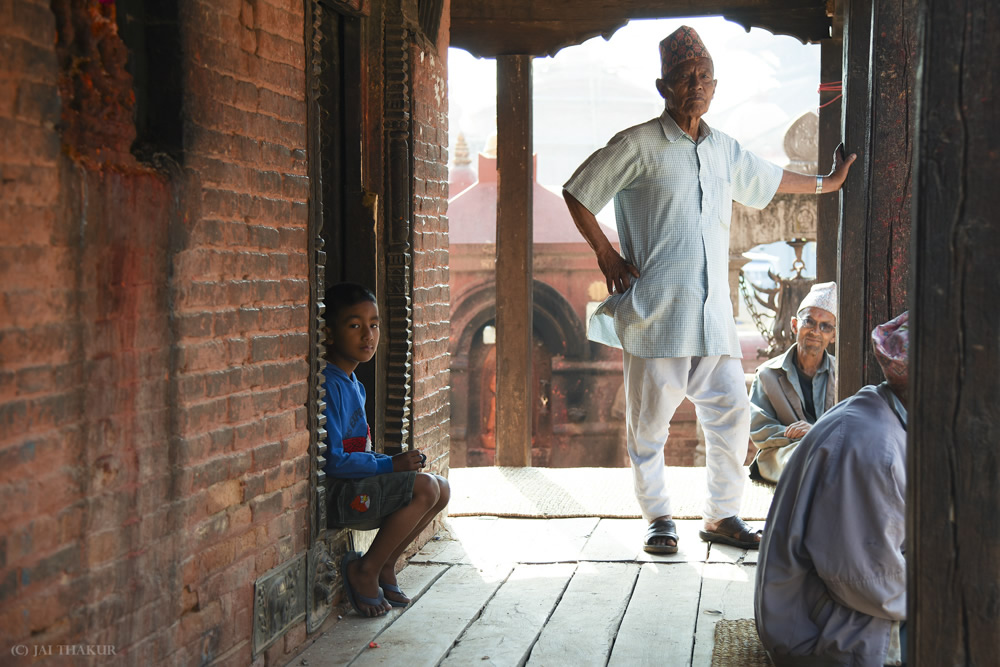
[378, 474, 450, 604]
[346, 473, 449, 613]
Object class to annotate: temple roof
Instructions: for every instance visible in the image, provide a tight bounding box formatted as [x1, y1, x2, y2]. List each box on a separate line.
[449, 148, 619, 245]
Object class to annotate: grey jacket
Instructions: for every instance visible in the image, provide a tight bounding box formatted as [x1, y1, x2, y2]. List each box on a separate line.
[755, 383, 907, 667]
[748, 344, 836, 483]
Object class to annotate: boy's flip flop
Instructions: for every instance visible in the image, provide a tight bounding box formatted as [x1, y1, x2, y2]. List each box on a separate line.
[340, 551, 387, 617]
[379, 582, 410, 608]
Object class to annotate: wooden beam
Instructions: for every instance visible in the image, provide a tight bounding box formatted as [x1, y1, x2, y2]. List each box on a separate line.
[494, 55, 533, 467]
[909, 0, 1000, 662]
[451, 0, 821, 22]
[449, 0, 831, 57]
[835, 0, 872, 399]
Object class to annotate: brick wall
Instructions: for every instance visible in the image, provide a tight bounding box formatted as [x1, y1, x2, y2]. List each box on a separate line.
[175, 1, 310, 665]
[1, 0, 462, 662]
[0, 1, 311, 665]
[409, 8, 451, 474]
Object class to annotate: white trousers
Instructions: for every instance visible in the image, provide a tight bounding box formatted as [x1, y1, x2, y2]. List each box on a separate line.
[623, 353, 750, 522]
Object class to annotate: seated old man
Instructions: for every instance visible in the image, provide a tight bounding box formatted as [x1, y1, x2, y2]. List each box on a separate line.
[748, 281, 838, 484]
[755, 311, 909, 667]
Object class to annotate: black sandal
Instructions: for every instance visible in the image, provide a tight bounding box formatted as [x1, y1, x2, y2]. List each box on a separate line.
[643, 518, 679, 554]
[698, 516, 762, 550]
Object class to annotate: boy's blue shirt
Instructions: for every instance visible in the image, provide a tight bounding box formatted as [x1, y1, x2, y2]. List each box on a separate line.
[321, 363, 393, 479]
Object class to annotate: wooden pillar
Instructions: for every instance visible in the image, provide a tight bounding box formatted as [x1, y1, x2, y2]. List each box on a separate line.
[909, 0, 1000, 662]
[863, 0, 917, 387]
[837, 0, 916, 396]
[494, 55, 533, 467]
[815, 37, 842, 284]
[836, 0, 873, 398]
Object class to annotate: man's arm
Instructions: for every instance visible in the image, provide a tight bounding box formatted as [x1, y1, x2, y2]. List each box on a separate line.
[776, 144, 858, 194]
[563, 191, 639, 294]
[749, 375, 796, 450]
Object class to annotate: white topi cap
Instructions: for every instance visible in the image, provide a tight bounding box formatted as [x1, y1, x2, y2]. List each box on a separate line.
[797, 281, 837, 318]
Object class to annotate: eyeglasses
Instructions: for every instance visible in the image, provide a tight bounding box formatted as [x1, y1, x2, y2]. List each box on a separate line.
[798, 316, 835, 334]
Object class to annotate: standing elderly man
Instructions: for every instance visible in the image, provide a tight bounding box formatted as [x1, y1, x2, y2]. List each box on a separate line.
[748, 281, 838, 484]
[755, 312, 909, 666]
[563, 25, 857, 554]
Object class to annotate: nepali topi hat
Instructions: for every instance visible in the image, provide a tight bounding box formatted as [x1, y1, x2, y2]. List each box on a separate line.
[797, 281, 838, 318]
[871, 311, 909, 386]
[659, 26, 713, 78]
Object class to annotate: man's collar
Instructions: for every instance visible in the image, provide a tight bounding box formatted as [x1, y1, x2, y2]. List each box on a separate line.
[783, 343, 832, 375]
[879, 382, 908, 428]
[659, 109, 712, 143]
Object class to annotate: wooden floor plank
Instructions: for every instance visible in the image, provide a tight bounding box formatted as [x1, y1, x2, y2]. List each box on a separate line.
[707, 543, 746, 564]
[412, 516, 600, 566]
[351, 563, 513, 667]
[296, 563, 450, 667]
[584, 519, 709, 563]
[440, 563, 577, 666]
[608, 562, 704, 667]
[691, 562, 757, 667]
[527, 561, 640, 666]
[579, 519, 646, 561]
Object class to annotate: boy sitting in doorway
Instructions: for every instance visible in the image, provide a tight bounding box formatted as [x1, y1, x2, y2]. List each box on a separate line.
[322, 283, 450, 618]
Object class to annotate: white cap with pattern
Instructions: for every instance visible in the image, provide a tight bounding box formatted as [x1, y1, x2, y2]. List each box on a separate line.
[797, 281, 837, 318]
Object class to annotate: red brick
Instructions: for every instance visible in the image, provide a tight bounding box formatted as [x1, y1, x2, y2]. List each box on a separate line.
[248, 225, 280, 249]
[251, 388, 281, 415]
[248, 490, 281, 523]
[251, 441, 282, 472]
[242, 473, 266, 502]
[249, 335, 281, 362]
[256, 31, 304, 69]
[179, 397, 229, 436]
[281, 432, 309, 460]
[252, 3, 300, 41]
[279, 278, 308, 301]
[179, 598, 223, 648]
[205, 480, 243, 515]
[282, 622, 306, 655]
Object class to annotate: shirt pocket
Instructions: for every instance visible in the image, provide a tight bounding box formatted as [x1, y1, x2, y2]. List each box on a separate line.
[711, 175, 732, 228]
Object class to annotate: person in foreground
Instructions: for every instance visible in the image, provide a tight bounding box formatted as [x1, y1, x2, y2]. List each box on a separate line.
[755, 311, 909, 666]
[322, 283, 449, 618]
[748, 282, 838, 484]
[562, 25, 857, 554]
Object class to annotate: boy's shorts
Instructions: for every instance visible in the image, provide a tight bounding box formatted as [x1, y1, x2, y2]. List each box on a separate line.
[326, 471, 416, 531]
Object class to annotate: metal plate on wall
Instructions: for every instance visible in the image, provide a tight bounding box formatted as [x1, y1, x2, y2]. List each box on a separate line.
[252, 554, 307, 656]
[307, 535, 347, 634]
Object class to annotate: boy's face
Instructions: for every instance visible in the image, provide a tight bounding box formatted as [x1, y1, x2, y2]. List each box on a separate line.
[325, 300, 379, 374]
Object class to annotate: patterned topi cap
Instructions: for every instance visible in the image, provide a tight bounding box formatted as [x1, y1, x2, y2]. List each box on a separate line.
[659, 26, 713, 78]
[797, 281, 838, 318]
[872, 311, 909, 386]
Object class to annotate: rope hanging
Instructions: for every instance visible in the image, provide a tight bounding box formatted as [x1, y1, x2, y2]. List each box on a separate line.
[818, 81, 843, 109]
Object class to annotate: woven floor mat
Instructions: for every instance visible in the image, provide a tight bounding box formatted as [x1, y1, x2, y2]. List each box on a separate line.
[711, 619, 773, 666]
[446, 466, 774, 520]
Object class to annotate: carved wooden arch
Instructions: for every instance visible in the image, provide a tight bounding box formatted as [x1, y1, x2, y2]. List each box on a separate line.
[451, 280, 589, 365]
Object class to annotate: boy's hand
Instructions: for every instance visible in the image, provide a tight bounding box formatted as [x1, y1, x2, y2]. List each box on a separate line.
[391, 450, 426, 472]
